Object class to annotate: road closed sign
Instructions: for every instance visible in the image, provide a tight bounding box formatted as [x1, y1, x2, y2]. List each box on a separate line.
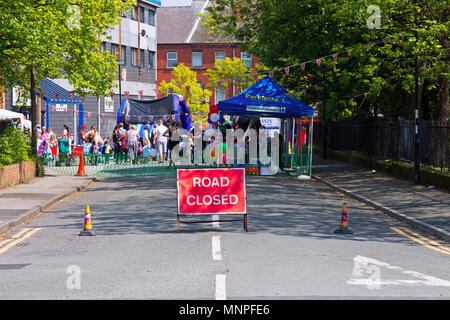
[177, 168, 246, 215]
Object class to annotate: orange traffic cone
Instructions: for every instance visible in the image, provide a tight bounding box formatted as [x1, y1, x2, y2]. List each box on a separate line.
[334, 203, 353, 234]
[76, 153, 86, 176]
[79, 205, 96, 236]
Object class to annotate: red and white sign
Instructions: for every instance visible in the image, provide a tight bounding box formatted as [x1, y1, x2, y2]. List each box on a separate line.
[177, 168, 246, 215]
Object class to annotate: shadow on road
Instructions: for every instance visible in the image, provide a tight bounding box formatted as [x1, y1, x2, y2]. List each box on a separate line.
[38, 175, 416, 246]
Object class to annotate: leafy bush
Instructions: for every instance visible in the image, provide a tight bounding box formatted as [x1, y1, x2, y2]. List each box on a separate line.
[0, 126, 31, 167]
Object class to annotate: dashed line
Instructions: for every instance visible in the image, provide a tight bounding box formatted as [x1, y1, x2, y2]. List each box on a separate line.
[0, 228, 41, 255]
[212, 215, 220, 229]
[212, 236, 222, 261]
[215, 274, 227, 300]
[212, 215, 225, 300]
[391, 227, 450, 256]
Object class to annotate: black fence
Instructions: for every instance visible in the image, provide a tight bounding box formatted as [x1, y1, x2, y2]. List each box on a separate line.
[314, 120, 450, 171]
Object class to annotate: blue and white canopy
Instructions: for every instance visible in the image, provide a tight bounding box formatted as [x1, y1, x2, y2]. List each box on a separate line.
[217, 76, 314, 118]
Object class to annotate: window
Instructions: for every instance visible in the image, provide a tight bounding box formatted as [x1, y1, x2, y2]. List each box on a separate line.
[241, 52, 252, 68]
[129, 6, 137, 21]
[131, 48, 137, 66]
[148, 9, 155, 26]
[140, 49, 145, 68]
[215, 87, 226, 104]
[110, 44, 118, 58]
[167, 52, 177, 68]
[192, 51, 202, 68]
[139, 6, 145, 23]
[100, 42, 107, 52]
[120, 46, 126, 65]
[215, 52, 226, 65]
[148, 51, 155, 69]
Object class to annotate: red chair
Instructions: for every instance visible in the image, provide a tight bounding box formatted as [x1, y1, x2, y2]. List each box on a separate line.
[73, 146, 83, 157]
[51, 145, 58, 156]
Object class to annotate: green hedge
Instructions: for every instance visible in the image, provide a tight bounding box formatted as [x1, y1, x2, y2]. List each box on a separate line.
[0, 126, 32, 168]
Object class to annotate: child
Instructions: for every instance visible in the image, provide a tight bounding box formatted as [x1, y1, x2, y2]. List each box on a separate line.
[102, 139, 113, 155]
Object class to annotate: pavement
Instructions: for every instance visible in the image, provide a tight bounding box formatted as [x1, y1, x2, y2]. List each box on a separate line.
[311, 156, 450, 242]
[0, 175, 95, 237]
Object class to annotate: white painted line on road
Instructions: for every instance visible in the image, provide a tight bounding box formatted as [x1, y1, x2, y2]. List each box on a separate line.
[215, 274, 227, 300]
[348, 255, 450, 287]
[212, 235, 222, 261]
[0, 228, 42, 255]
[212, 215, 220, 229]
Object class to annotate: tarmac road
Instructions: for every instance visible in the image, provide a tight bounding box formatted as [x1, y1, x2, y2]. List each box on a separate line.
[0, 175, 449, 299]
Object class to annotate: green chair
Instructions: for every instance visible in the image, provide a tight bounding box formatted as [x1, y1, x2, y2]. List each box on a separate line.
[56, 139, 71, 166]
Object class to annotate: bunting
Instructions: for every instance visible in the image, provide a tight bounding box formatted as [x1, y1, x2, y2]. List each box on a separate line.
[284, 67, 290, 76]
[301, 63, 306, 72]
[316, 58, 322, 67]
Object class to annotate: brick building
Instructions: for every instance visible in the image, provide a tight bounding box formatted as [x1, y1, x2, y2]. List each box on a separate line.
[157, 0, 257, 105]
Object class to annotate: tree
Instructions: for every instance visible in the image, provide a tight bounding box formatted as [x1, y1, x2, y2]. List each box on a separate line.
[0, 0, 134, 149]
[203, 0, 449, 121]
[158, 64, 213, 123]
[204, 57, 265, 93]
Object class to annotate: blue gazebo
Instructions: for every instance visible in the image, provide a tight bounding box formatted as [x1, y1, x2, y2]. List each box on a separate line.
[217, 76, 315, 177]
[36, 78, 84, 143]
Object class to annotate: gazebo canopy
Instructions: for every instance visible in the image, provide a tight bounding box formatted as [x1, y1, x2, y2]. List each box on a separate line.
[217, 76, 314, 118]
[37, 78, 82, 104]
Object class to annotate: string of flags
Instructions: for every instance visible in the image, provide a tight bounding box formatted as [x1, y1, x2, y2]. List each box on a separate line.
[263, 38, 388, 78]
[48, 106, 184, 122]
[191, 38, 390, 95]
[47, 38, 390, 106]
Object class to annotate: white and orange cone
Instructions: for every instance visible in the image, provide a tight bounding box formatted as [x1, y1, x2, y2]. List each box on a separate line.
[79, 205, 96, 236]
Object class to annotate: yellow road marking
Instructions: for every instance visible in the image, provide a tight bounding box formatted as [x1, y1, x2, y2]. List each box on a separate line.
[0, 228, 33, 249]
[0, 228, 41, 255]
[391, 227, 450, 256]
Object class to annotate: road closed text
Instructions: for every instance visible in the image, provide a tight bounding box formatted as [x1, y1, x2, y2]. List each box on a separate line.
[177, 169, 246, 214]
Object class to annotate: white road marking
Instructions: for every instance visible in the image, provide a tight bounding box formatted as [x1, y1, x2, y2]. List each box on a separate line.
[212, 215, 220, 229]
[212, 235, 222, 261]
[215, 274, 227, 300]
[348, 255, 450, 287]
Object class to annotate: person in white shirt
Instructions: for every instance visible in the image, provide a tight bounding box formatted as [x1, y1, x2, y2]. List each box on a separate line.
[153, 120, 169, 162]
[143, 124, 151, 147]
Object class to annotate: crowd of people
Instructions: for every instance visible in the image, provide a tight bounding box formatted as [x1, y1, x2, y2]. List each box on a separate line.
[36, 124, 73, 158]
[110, 119, 190, 165]
[37, 116, 273, 166]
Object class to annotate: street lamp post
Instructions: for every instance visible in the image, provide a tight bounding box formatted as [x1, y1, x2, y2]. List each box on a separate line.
[117, 59, 124, 109]
[322, 74, 327, 159]
[245, 71, 250, 89]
